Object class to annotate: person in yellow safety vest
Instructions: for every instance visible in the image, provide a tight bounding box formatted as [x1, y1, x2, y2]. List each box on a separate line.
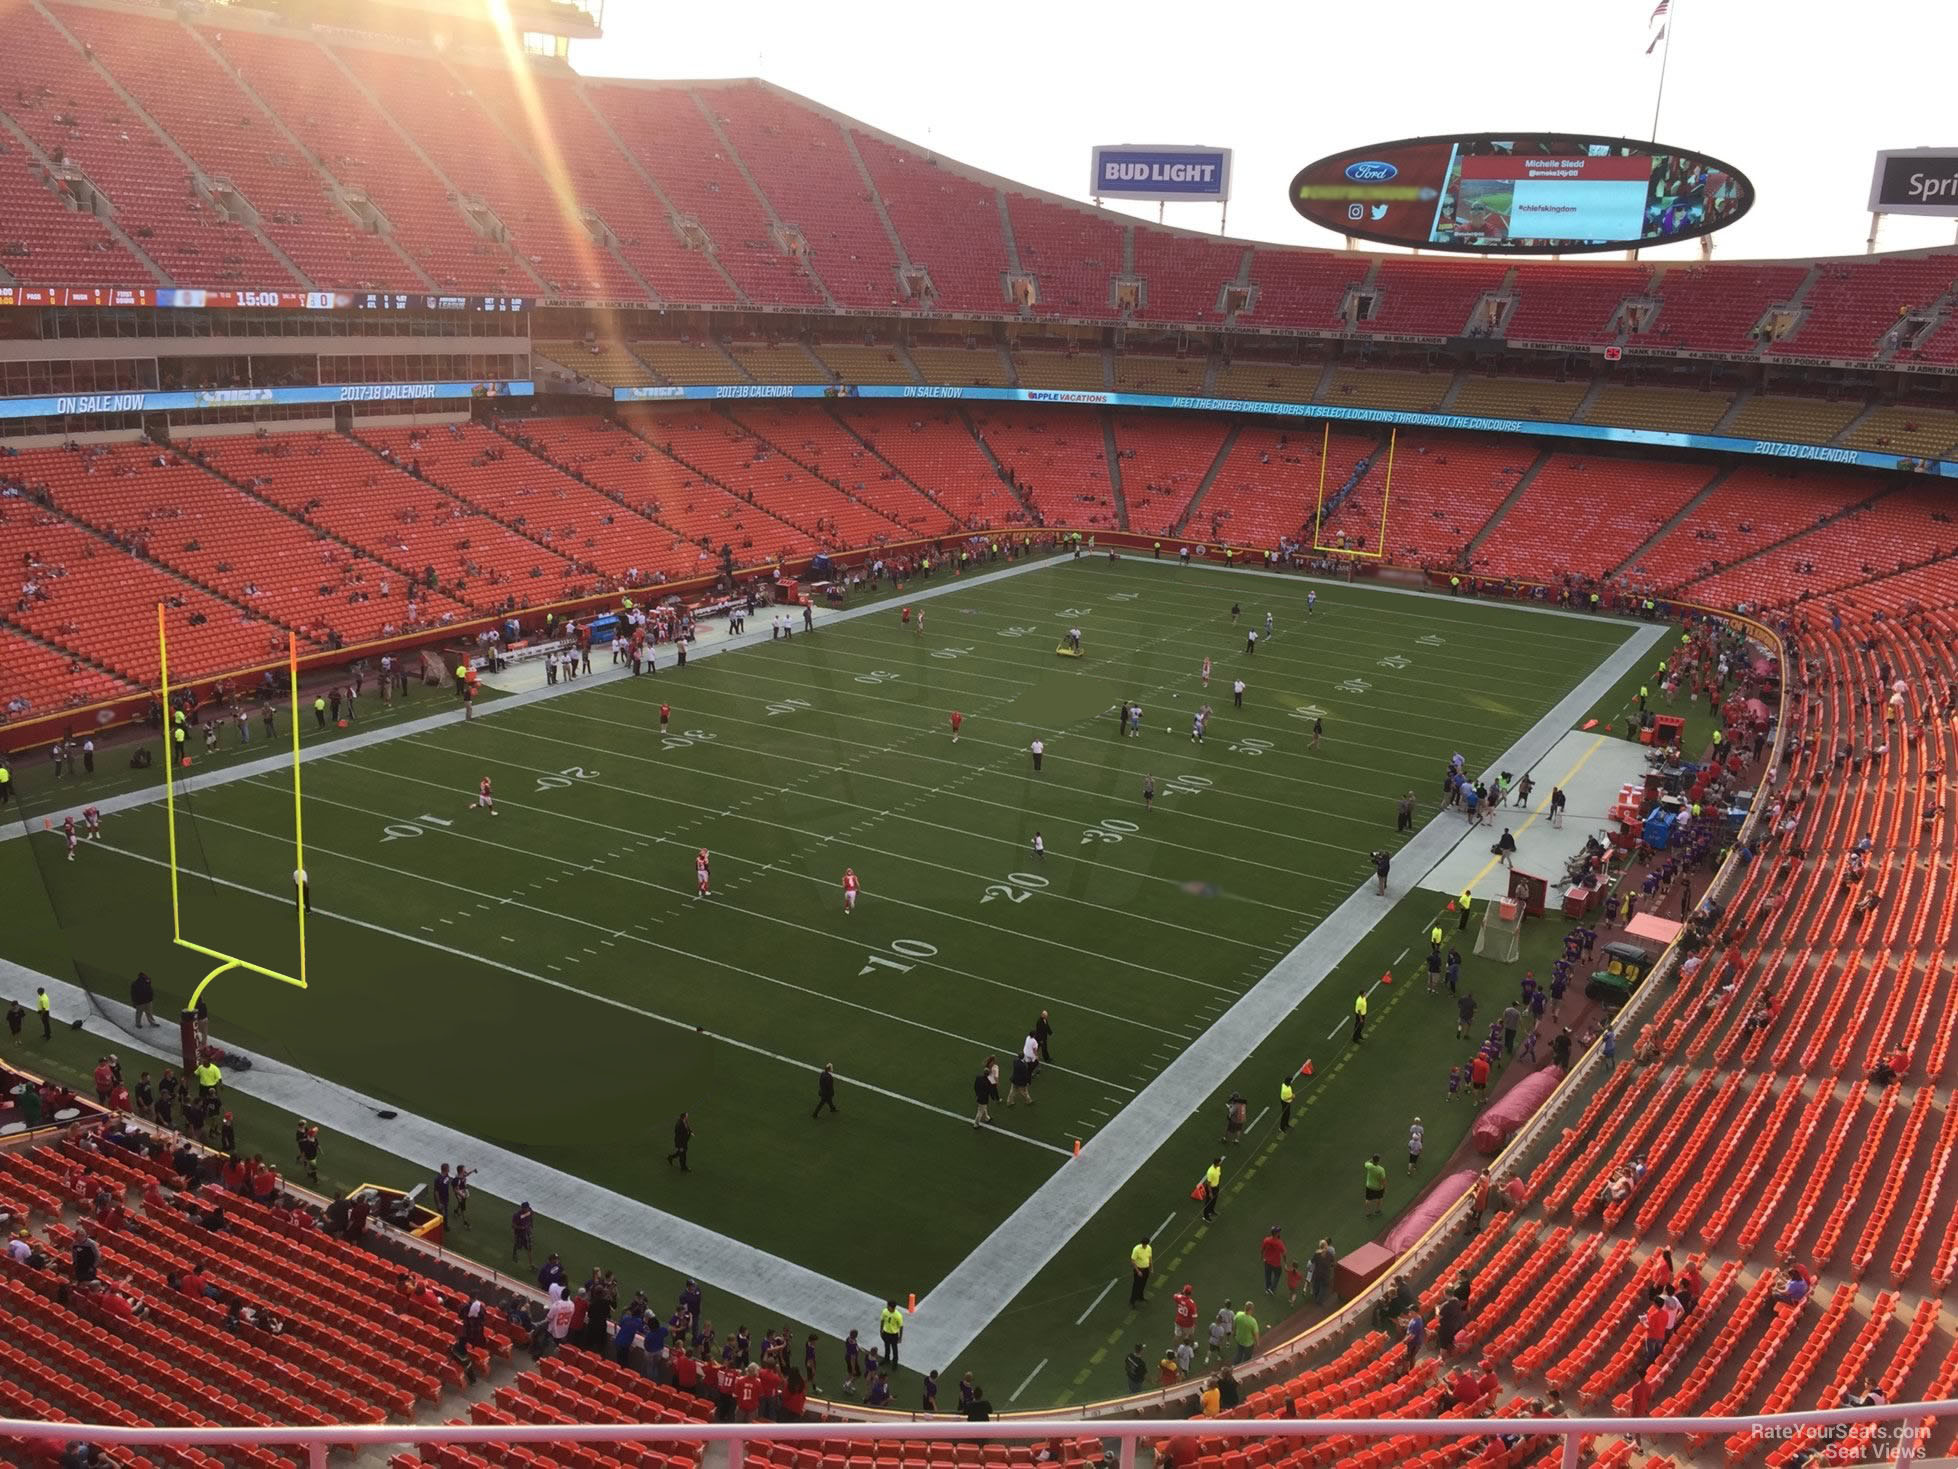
[312, 695, 327, 729]
[1638, 685, 1649, 713]
[1129, 1236, 1154, 1305]
[0, 763, 11, 807]
[1712, 729, 1723, 750]
[172, 726, 187, 762]
[1449, 576, 1460, 593]
[35, 986, 52, 1040]
[1458, 886, 1473, 932]
[1279, 1077, 1295, 1132]
[195, 1057, 222, 1099]
[1352, 992, 1368, 1043]
[1430, 921, 1446, 950]
[1153, 540, 1162, 559]
[1589, 592, 1600, 607]
[877, 1300, 905, 1368]
[1202, 1158, 1223, 1220]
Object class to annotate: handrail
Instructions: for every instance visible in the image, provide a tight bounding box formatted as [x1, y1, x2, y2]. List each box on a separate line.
[0, 1400, 1950, 1469]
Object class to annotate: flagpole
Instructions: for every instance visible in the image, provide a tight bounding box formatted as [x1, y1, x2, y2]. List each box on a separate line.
[1648, 0, 1675, 142]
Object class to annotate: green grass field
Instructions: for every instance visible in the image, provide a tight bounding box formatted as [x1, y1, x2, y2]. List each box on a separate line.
[2, 558, 1639, 1407]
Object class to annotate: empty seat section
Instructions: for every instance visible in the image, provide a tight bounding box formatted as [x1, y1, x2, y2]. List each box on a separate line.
[360, 422, 682, 580]
[1006, 194, 1122, 319]
[1724, 395, 1864, 445]
[1469, 456, 1713, 580]
[1132, 232, 1244, 325]
[1354, 432, 1530, 566]
[212, 28, 511, 292]
[614, 411, 822, 560]
[0, 145, 152, 283]
[1359, 260, 1508, 337]
[53, 5, 411, 291]
[536, 341, 660, 389]
[651, 415, 907, 546]
[0, 6, 290, 288]
[1581, 384, 1731, 434]
[0, 506, 287, 682]
[632, 339, 744, 386]
[811, 341, 914, 383]
[1320, 367, 1449, 412]
[1774, 256, 1958, 360]
[333, 52, 638, 300]
[852, 135, 1009, 314]
[1195, 426, 1374, 548]
[535, 414, 805, 573]
[0, 624, 135, 723]
[840, 405, 1029, 528]
[192, 431, 580, 608]
[709, 83, 901, 311]
[1241, 250, 1369, 331]
[907, 339, 1011, 387]
[1841, 405, 1958, 459]
[1504, 265, 1651, 345]
[969, 410, 1116, 530]
[1112, 355, 1206, 395]
[1110, 413, 1230, 537]
[1627, 465, 1874, 590]
[1447, 377, 1591, 421]
[1210, 357, 1324, 404]
[459, 66, 734, 307]
[730, 406, 957, 537]
[1645, 264, 1806, 353]
[13, 442, 429, 645]
[725, 340, 831, 384]
[1011, 347, 1107, 392]
[584, 84, 823, 308]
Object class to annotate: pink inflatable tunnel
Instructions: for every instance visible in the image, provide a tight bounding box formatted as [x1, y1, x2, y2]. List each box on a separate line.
[1471, 1066, 1565, 1155]
[1381, 1170, 1478, 1252]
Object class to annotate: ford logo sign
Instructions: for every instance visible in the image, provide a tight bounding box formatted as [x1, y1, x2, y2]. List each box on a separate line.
[1344, 161, 1398, 182]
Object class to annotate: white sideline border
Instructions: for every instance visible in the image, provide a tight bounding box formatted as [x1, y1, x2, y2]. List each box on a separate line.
[4, 554, 1661, 1361]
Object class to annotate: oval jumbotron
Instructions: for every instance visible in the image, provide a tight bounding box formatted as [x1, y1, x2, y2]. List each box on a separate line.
[1288, 131, 1754, 254]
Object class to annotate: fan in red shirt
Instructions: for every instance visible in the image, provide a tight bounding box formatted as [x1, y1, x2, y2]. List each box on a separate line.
[1172, 1284, 1199, 1341]
[949, 710, 963, 744]
[672, 1350, 700, 1396]
[659, 703, 671, 730]
[843, 868, 860, 915]
[733, 1367, 761, 1420]
[696, 849, 711, 897]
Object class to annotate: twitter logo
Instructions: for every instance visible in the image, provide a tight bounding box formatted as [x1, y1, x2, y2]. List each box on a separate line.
[1369, 204, 1390, 221]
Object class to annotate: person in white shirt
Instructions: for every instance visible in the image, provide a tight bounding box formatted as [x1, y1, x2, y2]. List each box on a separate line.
[1233, 678, 1246, 709]
[545, 1284, 575, 1342]
[1030, 738, 1045, 772]
[1031, 831, 1045, 861]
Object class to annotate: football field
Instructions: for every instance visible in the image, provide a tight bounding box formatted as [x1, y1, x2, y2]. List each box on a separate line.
[4, 555, 1649, 1404]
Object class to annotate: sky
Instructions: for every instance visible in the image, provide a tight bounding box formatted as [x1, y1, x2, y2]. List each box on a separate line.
[571, 0, 1958, 263]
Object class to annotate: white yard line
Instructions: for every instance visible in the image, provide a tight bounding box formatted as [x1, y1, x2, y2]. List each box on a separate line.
[894, 616, 1665, 1366]
[1008, 1358, 1050, 1403]
[1073, 1278, 1119, 1327]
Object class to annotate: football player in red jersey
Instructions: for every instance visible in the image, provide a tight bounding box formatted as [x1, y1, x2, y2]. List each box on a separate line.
[949, 710, 963, 744]
[696, 849, 711, 897]
[474, 775, 496, 816]
[843, 868, 860, 914]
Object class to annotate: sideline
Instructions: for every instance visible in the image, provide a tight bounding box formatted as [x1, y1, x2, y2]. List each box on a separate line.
[895, 615, 1665, 1365]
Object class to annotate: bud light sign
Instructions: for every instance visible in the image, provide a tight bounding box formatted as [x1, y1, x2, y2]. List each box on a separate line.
[1345, 161, 1399, 182]
[1090, 145, 1233, 203]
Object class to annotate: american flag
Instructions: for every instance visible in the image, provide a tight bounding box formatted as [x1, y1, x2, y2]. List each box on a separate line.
[1649, 0, 1670, 20]
[1646, 0, 1669, 53]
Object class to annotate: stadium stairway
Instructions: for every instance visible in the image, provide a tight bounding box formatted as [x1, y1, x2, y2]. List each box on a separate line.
[1602, 466, 1736, 580]
[1458, 446, 1556, 564]
[1101, 412, 1130, 531]
[1164, 423, 1243, 539]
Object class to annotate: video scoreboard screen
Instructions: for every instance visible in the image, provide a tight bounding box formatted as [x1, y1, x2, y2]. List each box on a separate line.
[1289, 133, 1753, 254]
